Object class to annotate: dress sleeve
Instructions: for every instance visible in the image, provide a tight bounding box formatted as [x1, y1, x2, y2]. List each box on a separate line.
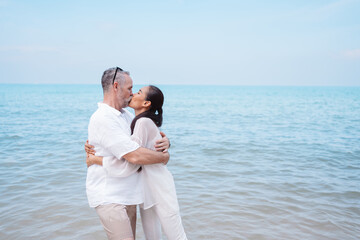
[130, 117, 159, 148]
[131, 118, 150, 147]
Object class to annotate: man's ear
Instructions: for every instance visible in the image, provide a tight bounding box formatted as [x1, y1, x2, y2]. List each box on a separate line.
[113, 82, 118, 90]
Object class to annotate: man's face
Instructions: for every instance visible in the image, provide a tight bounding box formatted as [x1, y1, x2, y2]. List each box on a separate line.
[117, 74, 133, 108]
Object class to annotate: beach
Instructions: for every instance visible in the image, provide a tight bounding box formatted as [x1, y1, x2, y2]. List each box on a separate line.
[0, 84, 359, 239]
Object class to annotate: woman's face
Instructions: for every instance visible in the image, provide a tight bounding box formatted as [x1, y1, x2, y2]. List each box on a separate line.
[129, 86, 150, 110]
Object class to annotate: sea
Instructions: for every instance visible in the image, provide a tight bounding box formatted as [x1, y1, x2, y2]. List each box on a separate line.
[0, 84, 359, 240]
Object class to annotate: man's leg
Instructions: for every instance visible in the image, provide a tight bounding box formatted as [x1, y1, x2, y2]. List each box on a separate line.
[125, 205, 137, 238]
[95, 203, 135, 240]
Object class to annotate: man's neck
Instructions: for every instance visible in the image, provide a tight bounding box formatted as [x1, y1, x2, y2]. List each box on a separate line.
[103, 95, 120, 111]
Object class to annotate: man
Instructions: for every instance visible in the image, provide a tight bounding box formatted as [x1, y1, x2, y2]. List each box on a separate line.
[85, 67, 170, 240]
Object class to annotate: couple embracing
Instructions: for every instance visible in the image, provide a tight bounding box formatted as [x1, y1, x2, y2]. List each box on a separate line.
[85, 67, 187, 240]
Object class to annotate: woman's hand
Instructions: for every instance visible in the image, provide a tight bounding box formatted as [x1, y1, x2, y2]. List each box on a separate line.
[86, 154, 103, 167]
[85, 140, 101, 167]
[85, 140, 96, 155]
[155, 131, 170, 152]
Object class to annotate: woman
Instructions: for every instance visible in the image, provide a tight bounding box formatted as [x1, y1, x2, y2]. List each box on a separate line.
[86, 85, 187, 240]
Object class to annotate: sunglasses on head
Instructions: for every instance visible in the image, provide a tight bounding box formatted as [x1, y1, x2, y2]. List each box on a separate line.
[112, 67, 124, 84]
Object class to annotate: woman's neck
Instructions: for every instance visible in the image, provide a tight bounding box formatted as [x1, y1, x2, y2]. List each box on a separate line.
[134, 108, 148, 116]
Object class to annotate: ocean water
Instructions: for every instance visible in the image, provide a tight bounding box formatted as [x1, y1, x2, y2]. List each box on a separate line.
[0, 84, 359, 240]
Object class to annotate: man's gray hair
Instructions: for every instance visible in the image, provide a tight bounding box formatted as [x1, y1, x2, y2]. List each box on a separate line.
[101, 67, 130, 93]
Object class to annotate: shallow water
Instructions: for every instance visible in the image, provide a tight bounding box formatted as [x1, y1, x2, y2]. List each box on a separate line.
[0, 84, 359, 239]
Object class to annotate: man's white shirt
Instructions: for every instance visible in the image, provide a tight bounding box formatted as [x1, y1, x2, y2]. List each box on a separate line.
[86, 102, 142, 208]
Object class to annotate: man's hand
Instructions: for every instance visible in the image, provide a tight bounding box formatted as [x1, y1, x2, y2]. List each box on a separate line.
[85, 140, 96, 155]
[155, 132, 170, 152]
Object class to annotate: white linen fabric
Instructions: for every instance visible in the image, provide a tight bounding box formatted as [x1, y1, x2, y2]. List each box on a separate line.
[140, 203, 187, 240]
[131, 118, 179, 211]
[86, 103, 142, 208]
[132, 117, 187, 240]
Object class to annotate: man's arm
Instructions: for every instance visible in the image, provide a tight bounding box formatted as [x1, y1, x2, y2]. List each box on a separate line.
[123, 147, 169, 165]
[89, 117, 170, 167]
[85, 141, 168, 166]
[86, 154, 141, 177]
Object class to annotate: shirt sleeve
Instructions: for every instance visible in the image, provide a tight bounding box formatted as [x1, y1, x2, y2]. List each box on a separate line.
[102, 156, 140, 178]
[98, 117, 140, 160]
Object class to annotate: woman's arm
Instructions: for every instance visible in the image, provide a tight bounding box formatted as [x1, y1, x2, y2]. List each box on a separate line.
[85, 141, 102, 167]
[86, 154, 103, 167]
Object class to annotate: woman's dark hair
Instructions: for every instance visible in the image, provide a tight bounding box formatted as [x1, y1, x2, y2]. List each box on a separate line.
[130, 85, 164, 134]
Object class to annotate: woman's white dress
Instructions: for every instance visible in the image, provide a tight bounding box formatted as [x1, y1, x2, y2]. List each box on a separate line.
[131, 117, 187, 240]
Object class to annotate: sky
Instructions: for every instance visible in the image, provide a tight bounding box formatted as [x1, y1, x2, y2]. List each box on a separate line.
[0, 0, 359, 86]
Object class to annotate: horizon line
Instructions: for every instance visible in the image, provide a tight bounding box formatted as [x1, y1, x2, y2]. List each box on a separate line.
[0, 83, 360, 87]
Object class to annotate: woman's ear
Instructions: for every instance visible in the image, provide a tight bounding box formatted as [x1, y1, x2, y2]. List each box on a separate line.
[143, 100, 151, 108]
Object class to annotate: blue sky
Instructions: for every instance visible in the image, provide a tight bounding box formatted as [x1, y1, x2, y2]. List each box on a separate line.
[0, 0, 359, 85]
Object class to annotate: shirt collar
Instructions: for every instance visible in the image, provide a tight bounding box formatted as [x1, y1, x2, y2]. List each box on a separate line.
[97, 102, 125, 117]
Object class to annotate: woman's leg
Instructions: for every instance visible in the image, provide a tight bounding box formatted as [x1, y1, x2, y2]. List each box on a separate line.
[154, 204, 187, 240]
[139, 206, 162, 240]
